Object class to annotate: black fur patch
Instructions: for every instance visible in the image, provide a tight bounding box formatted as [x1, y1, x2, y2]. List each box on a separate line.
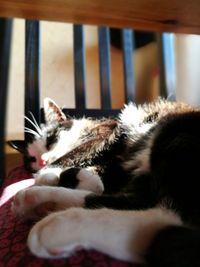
[150, 112, 200, 224]
[85, 174, 156, 210]
[146, 226, 200, 267]
[58, 168, 81, 189]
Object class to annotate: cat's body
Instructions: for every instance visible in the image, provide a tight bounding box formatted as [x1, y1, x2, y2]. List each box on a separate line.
[10, 98, 200, 266]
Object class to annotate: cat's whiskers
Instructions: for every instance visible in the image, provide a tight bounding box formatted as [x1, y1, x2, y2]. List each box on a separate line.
[24, 114, 42, 136]
[24, 127, 41, 138]
[29, 112, 43, 135]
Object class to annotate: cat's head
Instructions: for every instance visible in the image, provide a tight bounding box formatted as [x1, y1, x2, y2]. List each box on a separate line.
[8, 98, 72, 172]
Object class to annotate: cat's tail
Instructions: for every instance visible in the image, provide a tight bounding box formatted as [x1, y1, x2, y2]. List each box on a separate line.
[145, 225, 200, 267]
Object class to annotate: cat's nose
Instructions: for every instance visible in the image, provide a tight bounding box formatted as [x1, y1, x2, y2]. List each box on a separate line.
[39, 159, 47, 167]
[41, 152, 49, 162]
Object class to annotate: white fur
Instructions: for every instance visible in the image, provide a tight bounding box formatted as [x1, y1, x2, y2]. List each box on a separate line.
[27, 207, 182, 262]
[119, 103, 155, 142]
[27, 139, 48, 171]
[12, 186, 91, 219]
[42, 119, 94, 164]
[26, 118, 95, 169]
[34, 167, 63, 186]
[76, 168, 104, 194]
[34, 166, 104, 194]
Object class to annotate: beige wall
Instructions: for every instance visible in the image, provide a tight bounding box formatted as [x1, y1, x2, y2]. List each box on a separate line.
[6, 19, 158, 140]
[175, 34, 200, 106]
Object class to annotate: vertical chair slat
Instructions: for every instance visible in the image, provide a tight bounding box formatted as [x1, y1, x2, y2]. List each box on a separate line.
[73, 25, 86, 109]
[25, 20, 40, 140]
[157, 33, 176, 100]
[0, 18, 12, 185]
[98, 27, 112, 109]
[122, 29, 135, 103]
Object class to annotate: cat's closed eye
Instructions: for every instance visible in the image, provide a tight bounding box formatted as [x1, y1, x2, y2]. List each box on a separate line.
[46, 134, 58, 150]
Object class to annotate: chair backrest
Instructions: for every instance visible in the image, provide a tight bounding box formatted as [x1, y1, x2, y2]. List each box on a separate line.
[24, 22, 136, 125]
[0, 18, 175, 185]
[24, 20, 174, 126]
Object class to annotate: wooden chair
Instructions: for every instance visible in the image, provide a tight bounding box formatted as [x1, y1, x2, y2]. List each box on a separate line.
[1, 32, 173, 187]
[0, 18, 12, 185]
[0, 1, 199, 266]
[0, 3, 199, 182]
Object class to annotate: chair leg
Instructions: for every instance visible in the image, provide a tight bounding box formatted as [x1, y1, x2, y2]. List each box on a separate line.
[25, 20, 40, 141]
[122, 29, 135, 103]
[157, 33, 176, 100]
[0, 18, 12, 187]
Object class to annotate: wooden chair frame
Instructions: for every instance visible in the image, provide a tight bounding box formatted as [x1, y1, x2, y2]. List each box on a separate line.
[0, 0, 199, 186]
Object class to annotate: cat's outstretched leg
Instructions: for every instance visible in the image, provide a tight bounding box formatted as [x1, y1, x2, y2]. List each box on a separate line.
[12, 186, 91, 219]
[12, 167, 104, 219]
[27, 207, 181, 262]
[34, 166, 104, 194]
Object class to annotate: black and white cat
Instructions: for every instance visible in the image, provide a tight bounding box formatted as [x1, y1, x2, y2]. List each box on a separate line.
[9, 98, 200, 266]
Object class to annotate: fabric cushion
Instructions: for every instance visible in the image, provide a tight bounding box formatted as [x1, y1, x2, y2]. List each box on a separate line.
[0, 166, 140, 267]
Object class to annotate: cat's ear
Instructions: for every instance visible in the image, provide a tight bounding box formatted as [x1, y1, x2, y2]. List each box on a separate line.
[7, 140, 27, 154]
[43, 97, 67, 125]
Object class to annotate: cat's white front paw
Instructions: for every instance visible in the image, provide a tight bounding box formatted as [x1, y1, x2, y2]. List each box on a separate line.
[12, 186, 90, 219]
[12, 186, 57, 219]
[34, 167, 62, 186]
[28, 208, 88, 258]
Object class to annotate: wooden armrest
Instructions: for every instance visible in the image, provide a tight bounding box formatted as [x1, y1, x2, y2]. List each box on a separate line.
[0, 0, 199, 34]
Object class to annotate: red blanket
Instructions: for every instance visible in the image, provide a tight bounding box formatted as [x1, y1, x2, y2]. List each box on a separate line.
[0, 166, 140, 267]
